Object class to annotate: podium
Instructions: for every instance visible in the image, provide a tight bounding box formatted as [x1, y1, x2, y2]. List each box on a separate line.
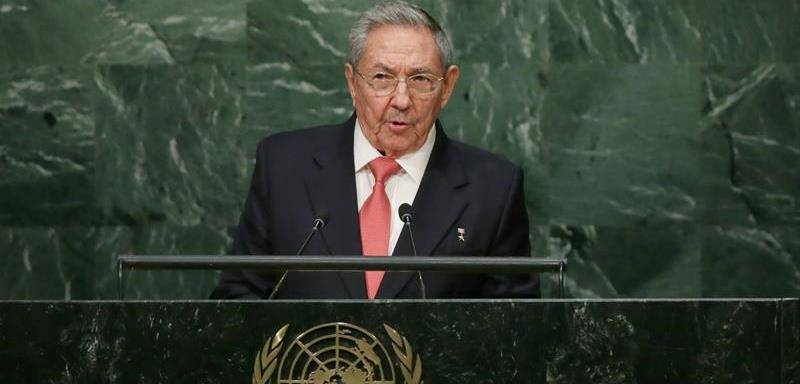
[1, 256, 796, 382]
[0, 299, 796, 382]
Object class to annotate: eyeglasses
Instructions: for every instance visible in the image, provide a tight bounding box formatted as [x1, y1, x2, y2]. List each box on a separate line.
[355, 70, 445, 97]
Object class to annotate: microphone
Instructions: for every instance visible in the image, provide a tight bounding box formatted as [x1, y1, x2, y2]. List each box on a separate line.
[268, 211, 328, 299]
[398, 203, 426, 299]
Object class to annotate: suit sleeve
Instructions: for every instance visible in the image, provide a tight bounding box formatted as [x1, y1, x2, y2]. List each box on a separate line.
[210, 141, 278, 299]
[481, 166, 541, 298]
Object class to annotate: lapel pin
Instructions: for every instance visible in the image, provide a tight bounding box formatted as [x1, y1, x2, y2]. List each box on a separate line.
[457, 228, 466, 242]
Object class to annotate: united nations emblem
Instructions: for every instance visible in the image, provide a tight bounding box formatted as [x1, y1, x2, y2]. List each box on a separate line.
[252, 322, 422, 384]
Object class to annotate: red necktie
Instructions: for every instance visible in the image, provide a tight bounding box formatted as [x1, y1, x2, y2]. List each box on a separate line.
[360, 157, 401, 299]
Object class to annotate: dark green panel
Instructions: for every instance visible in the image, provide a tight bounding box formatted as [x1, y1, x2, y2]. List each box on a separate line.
[438, 0, 548, 65]
[541, 64, 749, 226]
[701, 226, 800, 297]
[549, 0, 647, 63]
[0, 301, 554, 382]
[0, 224, 228, 301]
[105, 0, 248, 65]
[94, 225, 229, 300]
[550, 0, 800, 64]
[551, 300, 782, 382]
[247, 0, 356, 66]
[683, 300, 782, 382]
[93, 64, 248, 227]
[703, 65, 800, 225]
[0, 300, 786, 383]
[0, 0, 178, 66]
[245, 63, 353, 135]
[784, 299, 800, 384]
[539, 223, 800, 298]
[0, 227, 97, 299]
[0, 0, 112, 66]
[538, 224, 701, 298]
[0, 66, 98, 225]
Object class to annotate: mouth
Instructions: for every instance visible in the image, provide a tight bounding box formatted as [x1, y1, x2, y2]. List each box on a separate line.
[386, 120, 413, 133]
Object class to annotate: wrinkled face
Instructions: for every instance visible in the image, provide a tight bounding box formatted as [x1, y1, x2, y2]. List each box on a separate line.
[345, 25, 460, 157]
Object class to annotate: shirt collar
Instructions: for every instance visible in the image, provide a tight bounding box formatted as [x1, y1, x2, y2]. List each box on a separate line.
[353, 118, 436, 184]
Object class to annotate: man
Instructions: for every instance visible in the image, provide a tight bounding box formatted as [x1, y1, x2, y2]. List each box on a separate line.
[211, 1, 538, 299]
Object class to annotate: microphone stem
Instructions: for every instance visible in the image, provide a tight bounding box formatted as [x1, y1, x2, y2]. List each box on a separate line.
[269, 221, 322, 300]
[405, 219, 417, 256]
[296, 222, 322, 256]
[404, 219, 426, 299]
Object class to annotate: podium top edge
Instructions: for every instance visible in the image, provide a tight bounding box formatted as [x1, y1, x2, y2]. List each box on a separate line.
[116, 255, 566, 272]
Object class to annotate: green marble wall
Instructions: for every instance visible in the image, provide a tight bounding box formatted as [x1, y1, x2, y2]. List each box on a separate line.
[1, 0, 798, 299]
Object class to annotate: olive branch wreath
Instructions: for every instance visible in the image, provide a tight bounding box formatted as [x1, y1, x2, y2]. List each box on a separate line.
[384, 324, 423, 384]
[252, 324, 289, 384]
[252, 324, 421, 384]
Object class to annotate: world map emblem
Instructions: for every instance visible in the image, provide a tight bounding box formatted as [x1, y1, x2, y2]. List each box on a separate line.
[252, 322, 423, 384]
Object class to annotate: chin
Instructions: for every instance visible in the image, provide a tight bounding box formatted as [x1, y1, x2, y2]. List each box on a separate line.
[377, 140, 411, 156]
[382, 144, 408, 155]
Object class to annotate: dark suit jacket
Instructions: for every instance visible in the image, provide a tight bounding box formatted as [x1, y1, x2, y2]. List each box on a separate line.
[211, 114, 539, 299]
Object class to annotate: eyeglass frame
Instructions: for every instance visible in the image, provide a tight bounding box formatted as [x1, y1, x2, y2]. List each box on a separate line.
[354, 69, 446, 97]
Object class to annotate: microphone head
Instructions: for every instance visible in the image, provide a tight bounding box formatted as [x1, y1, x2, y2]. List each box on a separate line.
[313, 210, 329, 228]
[398, 203, 413, 222]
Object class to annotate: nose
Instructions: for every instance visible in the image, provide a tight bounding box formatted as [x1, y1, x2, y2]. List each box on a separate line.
[389, 80, 412, 111]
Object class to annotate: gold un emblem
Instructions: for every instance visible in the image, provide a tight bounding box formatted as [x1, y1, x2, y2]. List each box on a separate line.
[252, 322, 423, 384]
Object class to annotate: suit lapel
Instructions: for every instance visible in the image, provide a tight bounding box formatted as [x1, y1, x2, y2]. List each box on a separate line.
[304, 114, 366, 299]
[377, 122, 469, 299]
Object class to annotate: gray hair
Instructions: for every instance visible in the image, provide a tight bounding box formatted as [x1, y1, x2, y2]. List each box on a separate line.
[348, 1, 455, 71]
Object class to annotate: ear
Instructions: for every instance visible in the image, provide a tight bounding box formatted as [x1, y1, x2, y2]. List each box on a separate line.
[439, 65, 460, 108]
[345, 63, 357, 107]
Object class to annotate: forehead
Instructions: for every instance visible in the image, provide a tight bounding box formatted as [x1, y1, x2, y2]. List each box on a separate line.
[359, 25, 442, 71]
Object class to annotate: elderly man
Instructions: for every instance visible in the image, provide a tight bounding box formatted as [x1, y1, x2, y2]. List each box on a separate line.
[212, 1, 538, 299]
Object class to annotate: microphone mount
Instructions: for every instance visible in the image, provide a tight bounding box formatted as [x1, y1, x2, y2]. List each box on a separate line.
[398, 203, 425, 299]
[268, 212, 328, 299]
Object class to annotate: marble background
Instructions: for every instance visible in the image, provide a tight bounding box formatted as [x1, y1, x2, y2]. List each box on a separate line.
[1, 0, 798, 299]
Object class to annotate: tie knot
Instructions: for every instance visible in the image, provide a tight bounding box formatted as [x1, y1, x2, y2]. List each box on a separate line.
[368, 157, 401, 183]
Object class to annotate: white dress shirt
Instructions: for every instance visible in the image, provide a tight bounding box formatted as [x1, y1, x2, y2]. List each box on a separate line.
[354, 119, 436, 255]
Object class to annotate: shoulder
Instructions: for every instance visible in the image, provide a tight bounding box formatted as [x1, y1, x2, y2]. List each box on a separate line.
[256, 123, 341, 153]
[446, 137, 523, 181]
[250, 117, 354, 165]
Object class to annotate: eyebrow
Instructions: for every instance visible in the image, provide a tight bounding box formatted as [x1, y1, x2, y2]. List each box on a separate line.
[368, 63, 436, 75]
[409, 66, 436, 75]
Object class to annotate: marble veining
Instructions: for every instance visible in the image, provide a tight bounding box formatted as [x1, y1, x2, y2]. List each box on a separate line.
[0, 0, 798, 299]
